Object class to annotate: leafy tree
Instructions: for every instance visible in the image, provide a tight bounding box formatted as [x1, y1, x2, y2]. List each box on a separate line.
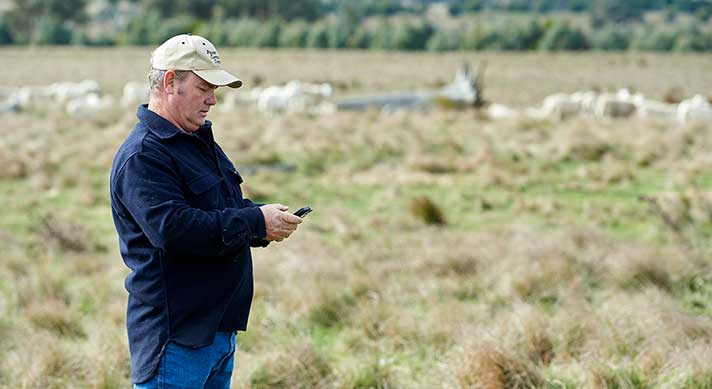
[631, 27, 676, 51]
[123, 10, 161, 45]
[461, 25, 502, 50]
[392, 20, 433, 51]
[154, 16, 198, 44]
[592, 26, 631, 50]
[369, 19, 394, 50]
[279, 21, 309, 47]
[305, 22, 329, 48]
[34, 15, 73, 44]
[426, 29, 457, 51]
[254, 20, 281, 47]
[347, 25, 372, 49]
[540, 22, 590, 51]
[327, 17, 356, 48]
[226, 18, 261, 47]
[500, 20, 545, 50]
[195, 18, 231, 46]
[0, 16, 15, 44]
[5, 0, 87, 44]
[590, 0, 646, 27]
[673, 25, 710, 52]
[449, 0, 482, 15]
[216, 0, 320, 21]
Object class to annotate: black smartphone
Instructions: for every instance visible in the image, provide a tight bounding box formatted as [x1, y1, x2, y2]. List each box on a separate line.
[293, 206, 313, 217]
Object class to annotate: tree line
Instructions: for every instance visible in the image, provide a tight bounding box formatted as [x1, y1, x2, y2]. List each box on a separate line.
[0, 0, 711, 52]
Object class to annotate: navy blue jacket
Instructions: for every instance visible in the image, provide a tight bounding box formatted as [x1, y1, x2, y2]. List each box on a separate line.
[110, 105, 267, 384]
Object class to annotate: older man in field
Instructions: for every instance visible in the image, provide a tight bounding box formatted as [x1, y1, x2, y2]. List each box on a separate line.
[110, 34, 302, 388]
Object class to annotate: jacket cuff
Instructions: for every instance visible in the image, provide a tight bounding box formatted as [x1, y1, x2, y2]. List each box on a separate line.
[243, 206, 267, 241]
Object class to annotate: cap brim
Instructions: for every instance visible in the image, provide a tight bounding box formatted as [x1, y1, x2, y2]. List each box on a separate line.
[193, 69, 243, 88]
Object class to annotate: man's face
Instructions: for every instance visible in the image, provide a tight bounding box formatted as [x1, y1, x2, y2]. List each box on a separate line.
[169, 72, 218, 132]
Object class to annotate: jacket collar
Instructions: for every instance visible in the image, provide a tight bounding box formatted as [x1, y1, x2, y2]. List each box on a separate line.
[137, 104, 212, 140]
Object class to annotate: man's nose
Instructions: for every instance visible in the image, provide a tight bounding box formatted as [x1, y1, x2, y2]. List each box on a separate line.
[206, 91, 217, 106]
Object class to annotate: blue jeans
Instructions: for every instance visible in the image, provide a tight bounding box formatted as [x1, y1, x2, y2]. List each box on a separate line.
[134, 332, 236, 389]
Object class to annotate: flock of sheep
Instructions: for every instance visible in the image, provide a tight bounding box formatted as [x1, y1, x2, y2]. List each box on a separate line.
[1, 76, 711, 125]
[0, 79, 334, 117]
[523, 89, 712, 123]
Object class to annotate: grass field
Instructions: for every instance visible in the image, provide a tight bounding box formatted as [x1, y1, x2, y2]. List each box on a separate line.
[3, 47, 712, 106]
[0, 49, 711, 388]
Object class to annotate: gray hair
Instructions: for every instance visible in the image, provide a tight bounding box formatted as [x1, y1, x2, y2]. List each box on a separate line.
[148, 69, 191, 93]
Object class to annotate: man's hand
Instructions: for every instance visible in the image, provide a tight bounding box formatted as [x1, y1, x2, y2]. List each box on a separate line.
[259, 204, 303, 242]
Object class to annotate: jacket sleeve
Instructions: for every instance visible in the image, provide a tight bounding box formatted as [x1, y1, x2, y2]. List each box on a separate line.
[242, 198, 270, 247]
[113, 151, 266, 257]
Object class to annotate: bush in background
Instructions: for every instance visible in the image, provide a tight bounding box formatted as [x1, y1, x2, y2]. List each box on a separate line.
[279, 20, 309, 48]
[306, 21, 329, 48]
[0, 16, 15, 44]
[391, 20, 434, 50]
[540, 22, 591, 51]
[592, 25, 632, 50]
[34, 15, 73, 45]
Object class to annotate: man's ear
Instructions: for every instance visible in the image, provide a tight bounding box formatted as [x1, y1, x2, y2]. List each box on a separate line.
[163, 70, 177, 95]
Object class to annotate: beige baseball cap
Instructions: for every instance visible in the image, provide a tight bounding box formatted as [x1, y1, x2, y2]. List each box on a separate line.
[151, 34, 243, 88]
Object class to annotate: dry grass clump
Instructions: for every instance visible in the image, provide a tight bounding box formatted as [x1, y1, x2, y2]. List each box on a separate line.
[307, 291, 359, 329]
[591, 366, 649, 389]
[249, 343, 333, 389]
[601, 244, 695, 292]
[478, 229, 603, 305]
[407, 155, 474, 174]
[26, 299, 85, 338]
[410, 196, 447, 225]
[347, 358, 397, 389]
[457, 342, 545, 389]
[502, 305, 556, 366]
[37, 213, 90, 253]
[640, 190, 712, 241]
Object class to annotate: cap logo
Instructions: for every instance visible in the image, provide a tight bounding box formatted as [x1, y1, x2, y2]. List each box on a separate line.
[206, 49, 221, 65]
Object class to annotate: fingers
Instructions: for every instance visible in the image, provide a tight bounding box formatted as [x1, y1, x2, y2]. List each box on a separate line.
[280, 212, 303, 224]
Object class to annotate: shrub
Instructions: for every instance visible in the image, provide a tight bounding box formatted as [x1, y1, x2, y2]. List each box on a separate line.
[502, 20, 546, 50]
[34, 15, 72, 45]
[305, 22, 329, 49]
[195, 19, 230, 46]
[592, 26, 632, 50]
[254, 19, 281, 48]
[369, 19, 394, 50]
[279, 20, 309, 48]
[0, 15, 15, 44]
[673, 26, 711, 52]
[410, 196, 447, 225]
[632, 28, 676, 51]
[461, 25, 501, 50]
[540, 22, 590, 51]
[426, 29, 456, 51]
[226, 18, 261, 47]
[391, 20, 434, 51]
[327, 18, 355, 48]
[347, 25, 371, 49]
[153, 16, 197, 44]
[124, 11, 161, 45]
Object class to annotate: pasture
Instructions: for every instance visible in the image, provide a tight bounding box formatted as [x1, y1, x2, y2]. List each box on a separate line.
[0, 48, 711, 388]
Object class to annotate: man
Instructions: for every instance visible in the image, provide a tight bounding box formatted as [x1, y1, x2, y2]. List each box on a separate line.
[110, 34, 303, 388]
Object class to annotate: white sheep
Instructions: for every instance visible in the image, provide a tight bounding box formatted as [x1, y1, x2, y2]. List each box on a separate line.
[677, 95, 712, 124]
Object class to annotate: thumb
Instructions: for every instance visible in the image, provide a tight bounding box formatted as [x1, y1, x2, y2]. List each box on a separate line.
[275, 204, 289, 211]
